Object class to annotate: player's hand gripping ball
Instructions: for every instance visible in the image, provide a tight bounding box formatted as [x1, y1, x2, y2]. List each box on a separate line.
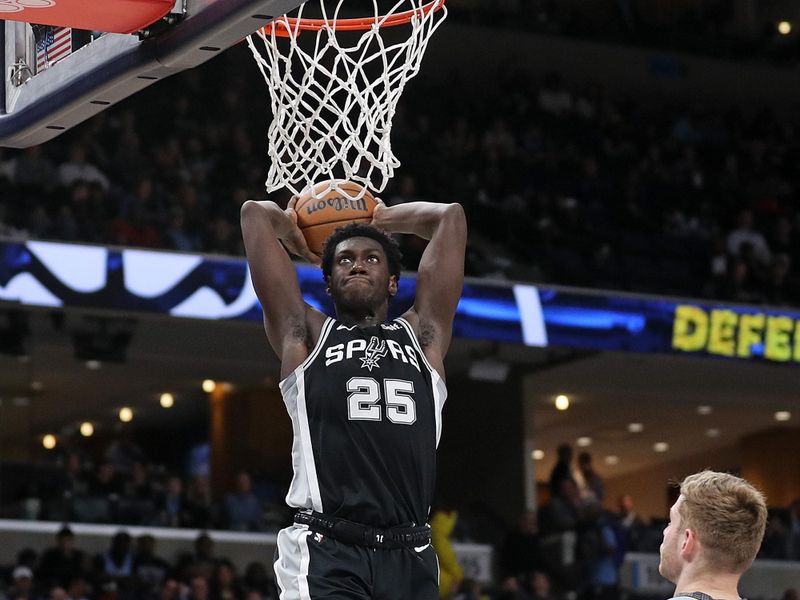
[293, 180, 378, 256]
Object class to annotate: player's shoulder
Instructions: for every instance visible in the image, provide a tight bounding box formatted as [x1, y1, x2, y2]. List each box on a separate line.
[304, 306, 331, 347]
[398, 309, 420, 333]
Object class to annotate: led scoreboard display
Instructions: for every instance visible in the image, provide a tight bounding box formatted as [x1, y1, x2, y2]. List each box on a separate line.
[2, 240, 799, 366]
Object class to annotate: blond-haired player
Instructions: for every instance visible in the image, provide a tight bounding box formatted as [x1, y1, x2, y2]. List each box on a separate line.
[659, 470, 767, 600]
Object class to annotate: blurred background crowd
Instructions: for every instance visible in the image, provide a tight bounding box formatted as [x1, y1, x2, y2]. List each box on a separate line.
[2, 36, 800, 306]
[1, 440, 798, 600]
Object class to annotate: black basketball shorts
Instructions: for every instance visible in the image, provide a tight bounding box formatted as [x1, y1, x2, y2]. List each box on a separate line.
[273, 523, 440, 599]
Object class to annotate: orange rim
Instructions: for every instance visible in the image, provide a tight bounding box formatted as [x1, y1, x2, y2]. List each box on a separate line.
[260, 0, 445, 37]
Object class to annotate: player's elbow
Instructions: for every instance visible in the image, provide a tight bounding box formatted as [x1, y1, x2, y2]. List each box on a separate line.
[442, 203, 467, 236]
[240, 201, 280, 235]
[240, 200, 261, 222]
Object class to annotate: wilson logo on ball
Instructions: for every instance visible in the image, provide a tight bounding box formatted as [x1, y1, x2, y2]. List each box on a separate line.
[306, 196, 369, 215]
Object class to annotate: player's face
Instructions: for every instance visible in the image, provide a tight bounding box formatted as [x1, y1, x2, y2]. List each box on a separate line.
[658, 496, 684, 583]
[328, 237, 397, 310]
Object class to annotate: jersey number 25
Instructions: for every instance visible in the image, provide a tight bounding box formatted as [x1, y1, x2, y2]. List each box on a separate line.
[346, 377, 416, 425]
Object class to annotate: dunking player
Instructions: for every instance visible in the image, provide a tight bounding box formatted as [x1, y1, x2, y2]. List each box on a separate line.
[240, 193, 467, 599]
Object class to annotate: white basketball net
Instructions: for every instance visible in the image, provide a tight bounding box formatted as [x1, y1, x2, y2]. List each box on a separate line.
[247, 0, 447, 197]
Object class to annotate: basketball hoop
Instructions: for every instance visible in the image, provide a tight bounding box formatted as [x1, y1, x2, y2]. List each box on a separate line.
[247, 0, 447, 198]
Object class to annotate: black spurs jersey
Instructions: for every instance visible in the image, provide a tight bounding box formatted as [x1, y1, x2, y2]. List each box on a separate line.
[279, 316, 447, 528]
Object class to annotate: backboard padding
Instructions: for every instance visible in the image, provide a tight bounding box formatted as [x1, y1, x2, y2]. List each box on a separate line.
[0, 0, 303, 148]
[0, 0, 176, 35]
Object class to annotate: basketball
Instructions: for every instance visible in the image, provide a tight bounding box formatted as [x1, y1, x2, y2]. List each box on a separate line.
[294, 180, 377, 255]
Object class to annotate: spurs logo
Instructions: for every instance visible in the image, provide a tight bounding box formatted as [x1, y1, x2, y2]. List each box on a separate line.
[0, 0, 56, 13]
[360, 336, 387, 371]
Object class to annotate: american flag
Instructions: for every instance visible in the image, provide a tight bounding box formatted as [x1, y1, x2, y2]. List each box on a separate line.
[35, 26, 72, 72]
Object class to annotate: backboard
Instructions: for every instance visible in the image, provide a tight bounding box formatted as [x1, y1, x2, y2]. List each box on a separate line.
[0, 0, 303, 147]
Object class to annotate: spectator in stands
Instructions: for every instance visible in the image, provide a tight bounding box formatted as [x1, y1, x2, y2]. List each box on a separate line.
[576, 452, 604, 505]
[452, 579, 487, 600]
[58, 145, 110, 192]
[11, 146, 58, 192]
[78, 462, 121, 523]
[27, 207, 52, 240]
[119, 462, 158, 525]
[51, 453, 89, 510]
[538, 72, 572, 116]
[132, 534, 170, 599]
[2, 566, 39, 600]
[764, 254, 795, 306]
[223, 472, 261, 532]
[494, 577, 534, 600]
[205, 216, 241, 257]
[547, 444, 576, 500]
[156, 476, 188, 529]
[501, 511, 541, 579]
[541, 479, 581, 535]
[0, 148, 15, 182]
[579, 504, 619, 600]
[164, 208, 199, 253]
[64, 576, 90, 600]
[0, 201, 25, 240]
[156, 579, 179, 600]
[89, 462, 122, 502]
[111, 201, 161, 249]
[104, 437, 147, 476]
[176, 534, 216, 581]
[94, 531, 134, 593]
[483, 118, 517, 160]
[15, 549, 39, 573]
[723, 253, 763, 304]
[726, 209, 771, 266]
[537, 478, 583, 594]
[615, 494, 644, 552]
[183, 576, 210, 600]
[37, 527, 89, 589]
[240, 563, 271, 600]
[528, 571, 559, 600]
[184, 475, 218, 530]
[242, 591, 264, 600]
[208, 561, 243, 600]
[759, 515, 789, 559]
[788, 498, 800, 560]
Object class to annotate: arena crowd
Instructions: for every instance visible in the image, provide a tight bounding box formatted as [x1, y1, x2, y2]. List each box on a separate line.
[2, 43, 800, 307]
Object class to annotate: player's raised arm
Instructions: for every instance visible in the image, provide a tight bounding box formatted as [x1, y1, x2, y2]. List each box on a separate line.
[371, 201, 467, 371]
[240, 199, 322, 376]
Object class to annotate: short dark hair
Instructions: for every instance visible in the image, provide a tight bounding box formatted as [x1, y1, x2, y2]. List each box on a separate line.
[57, 526, 74, 539]
[556, 443, 573, 460]
[321, 223, 403, 281]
